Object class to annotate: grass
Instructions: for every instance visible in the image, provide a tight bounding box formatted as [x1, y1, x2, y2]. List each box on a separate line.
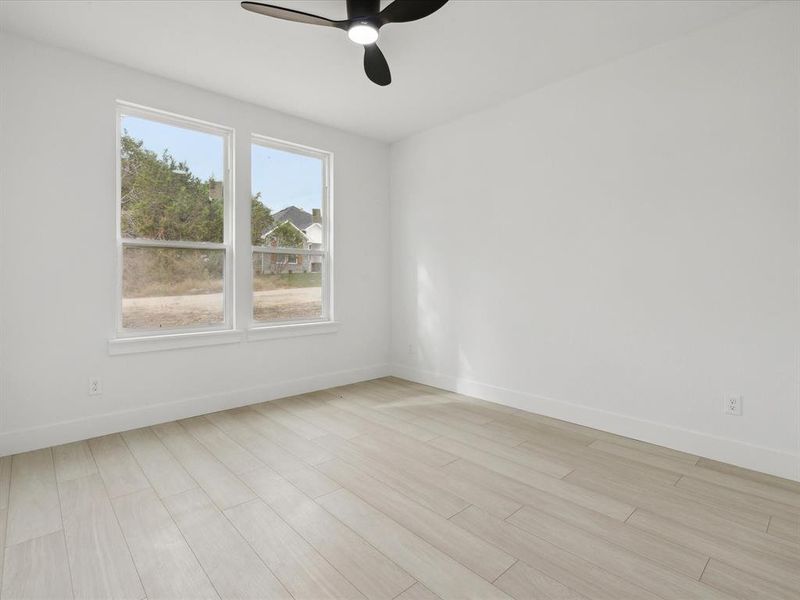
[124, 271, 321, 298]
[253, 271, 321, 292]
[124, 278, 223, 298]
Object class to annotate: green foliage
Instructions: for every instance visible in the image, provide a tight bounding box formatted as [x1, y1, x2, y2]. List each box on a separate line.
[121, 132, 230, 297]
[265, 221, 307, 248]
[252, 271, 321, 292]
[251, 192, 275, 245]
[120, 133, 223, 242]
[122, 132, 276, 246]
[123, 247, 223, 298]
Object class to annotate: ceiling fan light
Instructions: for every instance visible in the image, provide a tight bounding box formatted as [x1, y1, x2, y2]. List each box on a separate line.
[347, 23, 379, 45]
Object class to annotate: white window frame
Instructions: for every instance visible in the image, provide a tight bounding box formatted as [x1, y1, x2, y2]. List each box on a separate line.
[114, 101, 235, 339]
[250, 134, 333, 329]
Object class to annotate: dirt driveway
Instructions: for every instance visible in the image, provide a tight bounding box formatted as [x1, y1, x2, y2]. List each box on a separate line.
[122, 287, 321, 328]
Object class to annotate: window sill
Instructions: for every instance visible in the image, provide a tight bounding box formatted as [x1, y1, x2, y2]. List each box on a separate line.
[108, 329, 243, 355]
[107, 321, 339, 354]
[247, 320, 339, 341]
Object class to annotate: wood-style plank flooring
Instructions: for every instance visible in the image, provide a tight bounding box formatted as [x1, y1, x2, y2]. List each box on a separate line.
[1, 377, 798, 599]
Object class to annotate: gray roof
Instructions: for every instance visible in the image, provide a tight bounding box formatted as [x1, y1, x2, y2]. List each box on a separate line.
[272, 206, 312, 230]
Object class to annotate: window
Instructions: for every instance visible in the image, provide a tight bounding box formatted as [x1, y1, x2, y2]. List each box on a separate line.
[251, 137, 331, 324]
[117, 104, 232, 335]
[113, 103, 335, 351]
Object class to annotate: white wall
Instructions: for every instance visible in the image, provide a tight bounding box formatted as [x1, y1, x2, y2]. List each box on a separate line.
[390, 3, 800, 480]
[0, 34, 391, 454]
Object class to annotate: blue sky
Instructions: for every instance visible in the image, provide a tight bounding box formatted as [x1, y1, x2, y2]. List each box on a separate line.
[122, 115, 322, 213]
[122, 116, 224, 181]
[251, 144, 322, 214]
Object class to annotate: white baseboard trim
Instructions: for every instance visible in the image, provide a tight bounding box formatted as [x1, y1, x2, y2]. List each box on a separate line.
[0, 363, 391, 457]
[392, 363, 800, 483]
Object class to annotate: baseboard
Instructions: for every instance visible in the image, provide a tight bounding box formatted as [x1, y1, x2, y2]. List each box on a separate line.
[0, 363, 391, 457]
[392, 363, 800, 483]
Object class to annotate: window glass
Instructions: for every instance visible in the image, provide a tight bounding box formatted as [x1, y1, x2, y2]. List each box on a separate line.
[119, 109, 230, 334]
[121, 115, 224, 243]
[251, 141, 327, 324]
[122, 246, 225, 329]
[252, 254, 323, 322]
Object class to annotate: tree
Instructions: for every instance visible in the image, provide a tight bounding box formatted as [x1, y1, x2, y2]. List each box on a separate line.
[266, 221, 307, 248]
[120, 133, 223, 242]
[261, 221, 308, 274]
[120, 133, 225, 295]
[251, 192, 274, 245]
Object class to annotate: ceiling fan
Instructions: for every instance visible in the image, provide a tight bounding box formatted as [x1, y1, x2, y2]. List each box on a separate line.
[241, 0, 449, 86]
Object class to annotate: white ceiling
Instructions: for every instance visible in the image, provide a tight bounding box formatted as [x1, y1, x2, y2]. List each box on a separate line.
[0, 0, 761, 141]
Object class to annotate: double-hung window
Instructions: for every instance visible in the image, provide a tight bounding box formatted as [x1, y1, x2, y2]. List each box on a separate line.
[250, 136, 331, 325]
[116, 104, 233, 336]
[114, 103, 333, 349]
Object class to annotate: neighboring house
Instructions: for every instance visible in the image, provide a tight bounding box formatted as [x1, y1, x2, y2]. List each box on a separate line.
[304, 221, 323, 272]
[259, 206, 323, 274]
[272, 205, 313, 230]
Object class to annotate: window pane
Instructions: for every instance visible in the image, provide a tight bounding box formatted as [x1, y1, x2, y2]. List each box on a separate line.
[251, 143, 324, 250]
[121, 115, 224, 242]
[252, 253, 323, 322]
[123, 246, 225, 329]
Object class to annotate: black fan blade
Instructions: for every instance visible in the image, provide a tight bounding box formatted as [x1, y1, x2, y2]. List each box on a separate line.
[363, 44, 391, 86]
[379, 0, 449, 24]
[241, 2, 347, 29]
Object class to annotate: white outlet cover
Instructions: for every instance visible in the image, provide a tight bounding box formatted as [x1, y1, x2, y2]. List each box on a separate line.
[88, 378, 103, 396]
[724, 395, 743, 416]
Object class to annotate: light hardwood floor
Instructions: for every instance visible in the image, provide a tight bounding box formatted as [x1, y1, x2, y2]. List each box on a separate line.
[1, 378, 798, 600]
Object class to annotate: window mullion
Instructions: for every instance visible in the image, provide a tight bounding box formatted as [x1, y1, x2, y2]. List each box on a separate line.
[122, 238, 228, 251]
[251, 247, 323, 256]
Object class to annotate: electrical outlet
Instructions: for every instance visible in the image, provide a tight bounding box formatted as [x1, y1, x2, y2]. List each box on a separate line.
[724, 395, 742, 416]
[88, 377, 102, 396]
